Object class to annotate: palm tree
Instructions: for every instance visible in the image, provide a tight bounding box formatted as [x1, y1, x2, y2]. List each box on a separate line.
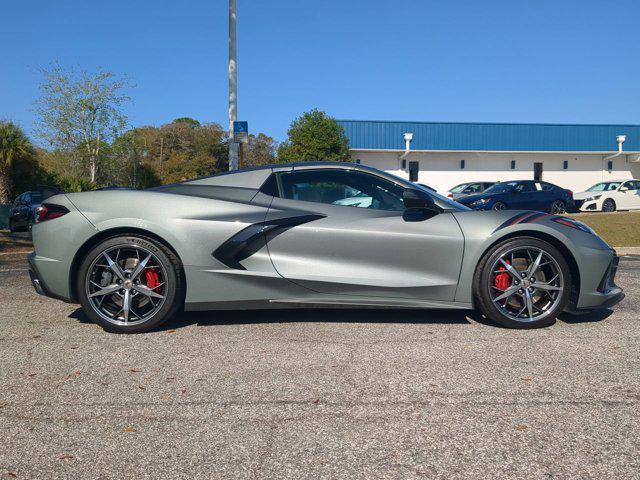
[0, 122, 34, 204]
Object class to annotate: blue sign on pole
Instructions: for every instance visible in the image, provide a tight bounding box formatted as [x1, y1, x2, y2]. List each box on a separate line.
[233, 121, 248, 133]
[232, 121, 249, 144]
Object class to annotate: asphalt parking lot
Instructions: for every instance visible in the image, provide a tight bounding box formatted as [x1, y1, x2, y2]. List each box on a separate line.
[0, 252, 639, 479]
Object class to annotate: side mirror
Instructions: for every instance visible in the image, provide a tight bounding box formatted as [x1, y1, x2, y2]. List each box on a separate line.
[620, 186, 629, 192]
[403, 188, 442, 212]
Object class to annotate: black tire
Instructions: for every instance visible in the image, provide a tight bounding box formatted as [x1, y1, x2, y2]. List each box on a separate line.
[473, 237, 572, 329]
[492, 201, 507, 211]
[550, 200, 566, 214]
[76, 234, 185, 333]
[602, 199, 616, 213]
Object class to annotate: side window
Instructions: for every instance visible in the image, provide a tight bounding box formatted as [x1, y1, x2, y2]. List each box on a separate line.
[622, 181, 636, 191]
[540, 182, 554, 191]
[278, 169, 405, 211]
[515, 182, 534, 193]
[463, 183, 482, 193]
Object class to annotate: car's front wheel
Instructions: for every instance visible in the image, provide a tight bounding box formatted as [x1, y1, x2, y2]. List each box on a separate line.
[473, 237, 572, 328]
[77, 235, 184, 333]
[492, 201, 507, 211]
[550, 200, 566, 214]
[602, 199, 616, 212]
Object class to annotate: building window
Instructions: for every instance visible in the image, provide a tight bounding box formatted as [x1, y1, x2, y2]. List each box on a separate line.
[460, 159, 465, 169]
[401, 159, 406, 169]
[563, 160, 568, 170]
[607, 160, 613, 171]
[511, 160, 516, 170]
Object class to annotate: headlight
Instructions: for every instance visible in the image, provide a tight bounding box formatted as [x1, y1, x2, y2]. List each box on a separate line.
[470, 198, 490, 207]
[583, 195, 601, 202]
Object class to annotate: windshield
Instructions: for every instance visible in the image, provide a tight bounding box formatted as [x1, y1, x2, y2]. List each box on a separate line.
[373, 169, 470, 211]
[412, 182, 471, 210]
[587, 182, 621, 192]
[450, 183, 470, 193]
[483, 182, 515, 194]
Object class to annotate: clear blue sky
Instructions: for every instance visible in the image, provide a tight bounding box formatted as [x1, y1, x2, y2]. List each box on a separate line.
[2, 0, 639, 143]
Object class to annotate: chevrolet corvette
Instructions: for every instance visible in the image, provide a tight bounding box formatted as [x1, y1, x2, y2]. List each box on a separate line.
[28, 162, 623, 333]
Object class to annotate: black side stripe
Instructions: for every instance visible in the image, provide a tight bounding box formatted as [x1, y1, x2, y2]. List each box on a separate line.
[493, 211, 550, 233]
[212, 214, 325, 270]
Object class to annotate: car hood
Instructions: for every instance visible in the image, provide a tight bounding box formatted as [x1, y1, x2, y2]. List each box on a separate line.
[457, 192, 495, 204]
[573, 191, 602, 200]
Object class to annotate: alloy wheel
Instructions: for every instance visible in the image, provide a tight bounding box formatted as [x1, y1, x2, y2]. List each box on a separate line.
[551, 201, 566, 214]
[602, 200, 615, 212]
[85, 244, 168, 326]
[489, 246, 563, 323]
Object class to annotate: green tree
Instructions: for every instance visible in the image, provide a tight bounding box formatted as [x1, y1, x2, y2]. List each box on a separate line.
[34, 64, 131, 183]
[243, 133, 277, 167]
[0, 122, 35, 203]
[277, 109, 351, 163]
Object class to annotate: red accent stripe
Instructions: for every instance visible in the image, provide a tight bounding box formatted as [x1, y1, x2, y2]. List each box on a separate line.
[555, 219, 575, 228]
[523, 212, 549, 223]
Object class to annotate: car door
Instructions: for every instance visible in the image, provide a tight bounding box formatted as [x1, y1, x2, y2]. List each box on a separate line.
[537, 182, 558, 211]
[264, 167, 465, 301]
[510, 182, 536, 210]
[618, 181, 640, 210]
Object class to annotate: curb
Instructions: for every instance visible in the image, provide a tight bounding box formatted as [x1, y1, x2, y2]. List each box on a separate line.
[615, 247, 640, 255]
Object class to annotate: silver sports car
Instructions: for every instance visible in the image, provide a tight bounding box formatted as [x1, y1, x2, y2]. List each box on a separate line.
[28, 162, 624, 333]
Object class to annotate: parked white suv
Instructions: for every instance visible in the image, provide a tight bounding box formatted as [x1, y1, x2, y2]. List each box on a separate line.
[574, 180, 640, 212]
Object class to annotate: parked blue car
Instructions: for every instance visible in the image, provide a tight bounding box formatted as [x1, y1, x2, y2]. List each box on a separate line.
[457, 180, 573, 213]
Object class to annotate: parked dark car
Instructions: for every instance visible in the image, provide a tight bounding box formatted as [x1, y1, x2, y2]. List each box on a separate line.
[9, 191, 44, 232]
[9, 186, 63, 232]
[457, 180, 573, 213]
[446, 181, 496, 200]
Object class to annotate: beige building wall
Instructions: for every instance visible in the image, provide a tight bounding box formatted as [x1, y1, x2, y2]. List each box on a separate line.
[352, 150, 640, 193]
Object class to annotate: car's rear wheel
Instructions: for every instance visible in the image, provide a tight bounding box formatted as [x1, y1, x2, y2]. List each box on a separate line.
[77, 235, 184, 333]
[492, 201, 507, 211]
[602, 199, 616, 212]
[473, 237, 572, 329]
[550, 200, 566, 214]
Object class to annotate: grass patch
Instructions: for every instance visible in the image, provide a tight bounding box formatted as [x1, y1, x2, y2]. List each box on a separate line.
[569, 211, 640, 247]
[0, 230, 33, 253]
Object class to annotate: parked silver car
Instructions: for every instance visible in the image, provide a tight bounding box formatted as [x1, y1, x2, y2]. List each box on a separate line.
[446, 181, 496, 200]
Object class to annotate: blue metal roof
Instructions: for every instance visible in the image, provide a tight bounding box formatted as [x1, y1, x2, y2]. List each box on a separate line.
[338, 120, 640, 152]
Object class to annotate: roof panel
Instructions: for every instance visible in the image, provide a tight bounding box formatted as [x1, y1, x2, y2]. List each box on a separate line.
[338, 120, 640, 152]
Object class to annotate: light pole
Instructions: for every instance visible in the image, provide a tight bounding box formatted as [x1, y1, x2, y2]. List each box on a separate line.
[228, 0, 239, 171]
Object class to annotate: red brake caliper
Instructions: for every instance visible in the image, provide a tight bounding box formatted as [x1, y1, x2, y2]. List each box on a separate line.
[494, 260, 511, 291]
[145, 268, 161, 292]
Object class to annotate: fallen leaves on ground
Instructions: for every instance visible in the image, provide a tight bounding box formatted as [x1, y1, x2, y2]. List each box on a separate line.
[123, 427, 137, 433]
[515, 424, 528, 432]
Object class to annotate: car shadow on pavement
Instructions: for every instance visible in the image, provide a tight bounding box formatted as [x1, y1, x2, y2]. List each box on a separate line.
[67, 307, 612, 332]
[69, 307, 478, 331]
[559, 309, 614, 324]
